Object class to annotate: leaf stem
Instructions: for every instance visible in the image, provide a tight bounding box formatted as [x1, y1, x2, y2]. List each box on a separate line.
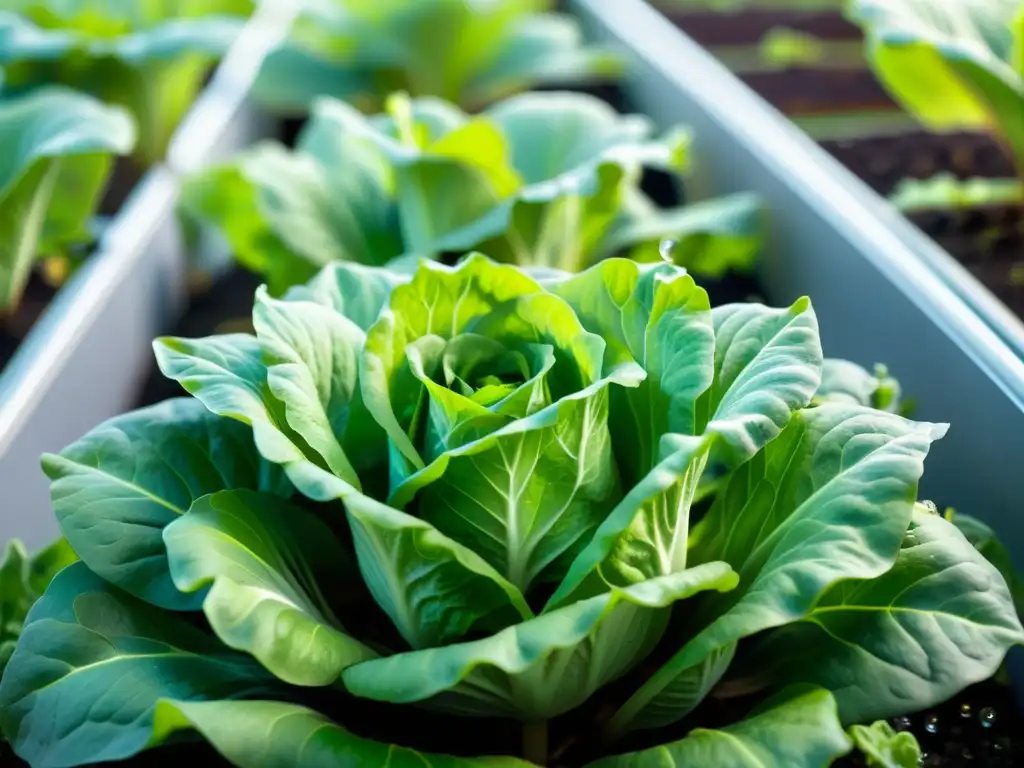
[523, 721, 548, 765]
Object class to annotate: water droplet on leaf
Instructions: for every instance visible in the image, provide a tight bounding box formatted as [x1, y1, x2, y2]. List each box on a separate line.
[659, 239, 676, 262]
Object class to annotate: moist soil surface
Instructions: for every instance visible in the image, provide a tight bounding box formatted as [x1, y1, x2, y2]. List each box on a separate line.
[742, 68, 893, 114]
[821, 131, 1017, 195]
[910, 204, 1024, 318]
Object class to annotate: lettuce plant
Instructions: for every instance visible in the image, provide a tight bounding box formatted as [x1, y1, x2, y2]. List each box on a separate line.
[0, 86, 135, 313]
[252, 0, 620, 115]
[183, 90, 762, 293]
[848, 0, 1024, 184]
[0, 536, 76, 677]
[2, 253, 1020, 767]
[0, 1, 253, 165]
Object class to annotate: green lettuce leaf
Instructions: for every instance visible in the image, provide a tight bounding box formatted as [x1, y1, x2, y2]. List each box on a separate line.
[341, 563, 738, 719]
[150, 699, 533, 768]
[587, 687, 851, 768]
[0, 563, 278, 767]
[0, 2, 252, 164]
[42, 398, 291, 610]
[732, 509, 1024, 724]
[164, 489, 378, 686]
[251, 0, 619, 113]
[849, 720, 922, 768]
[847, 0, 1024, 169]
[0, 86, 134, 311]
[606, 405, 946, 734]
[184, 91, 762, 290]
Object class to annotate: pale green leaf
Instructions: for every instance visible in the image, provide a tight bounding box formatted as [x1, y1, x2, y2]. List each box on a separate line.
[546, 433, 712, 610]
[588, 687, 851, 768]
[0, 86, 134, 310]
[253, 287, 367, 485]
[164, 490, 377, 687]
[848, 0, 1024, 167]
[849, 720, 922, 768]
[702, 300, 823, 464]
[360, 254, 545, 476]
[154, 332, 360, 500]
[342, 564, 738, 720]
[390, 361, 642, 593]
[551, 259, 714, 485]
[150, 699, 533, 768]
[282, 260, 408, 332]
[608, 405, 946, 734]
[342, 489, 533, 649]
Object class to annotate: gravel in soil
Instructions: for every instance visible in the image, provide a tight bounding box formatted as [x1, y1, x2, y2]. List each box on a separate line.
[834, 679, 1023, 767]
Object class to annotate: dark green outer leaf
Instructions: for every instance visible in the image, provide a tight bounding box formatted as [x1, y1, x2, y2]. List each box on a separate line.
[0, 563, 278, 768]
[734, 510, 1024, 724]
[42, 398, 291, 610]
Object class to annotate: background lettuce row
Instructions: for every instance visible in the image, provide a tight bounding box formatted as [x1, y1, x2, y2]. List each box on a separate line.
[2, 255, 1020, 768]
[182, 90, 763, 294]
[250, 0, 622, 115]
[0, 0, 253, 165]
[0, 86, 135, 312]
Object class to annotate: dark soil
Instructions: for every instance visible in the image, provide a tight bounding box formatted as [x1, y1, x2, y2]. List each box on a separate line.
[98, 157, 145, 217]
[656, 7, 859, 47]
[133, 265, 263, 408]
[0, 275, 59, 375]
[821, 131, 1017, 195]
[909, 203, 1024, 319]
[742, 68, 892, 114]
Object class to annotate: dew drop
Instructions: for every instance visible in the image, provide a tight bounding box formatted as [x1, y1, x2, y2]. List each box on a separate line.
[659, 239, 676, 263]
[962, 746, 973, 760]
[979, 707, 997, 728]
[924, 714, 939, 733]
[960, 702, 972, 718]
